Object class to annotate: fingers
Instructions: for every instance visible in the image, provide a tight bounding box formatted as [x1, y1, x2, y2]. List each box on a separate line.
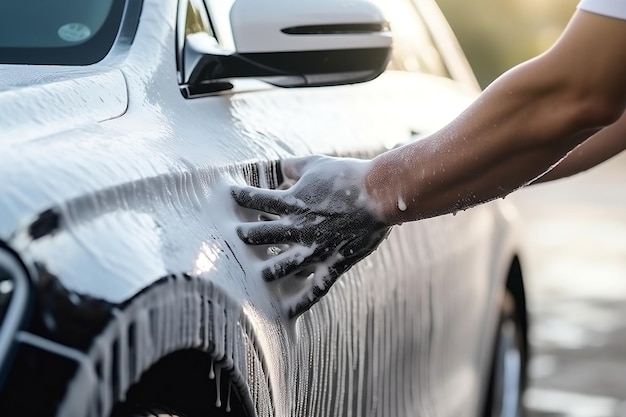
[286, 267, 341, 318]
[286, 249, 368, 317]
[281, 155, 323, 182]
[260, 248, 312, 281]
[254, 243, 354, 317]
[231, 186, 293, 215]
[236, 221, 300, 245]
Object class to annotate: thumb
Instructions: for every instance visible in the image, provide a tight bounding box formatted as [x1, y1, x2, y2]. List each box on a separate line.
[281, 155, 324, 182]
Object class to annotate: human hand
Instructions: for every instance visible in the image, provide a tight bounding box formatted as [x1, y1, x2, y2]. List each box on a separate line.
[231, 155, 391, 317]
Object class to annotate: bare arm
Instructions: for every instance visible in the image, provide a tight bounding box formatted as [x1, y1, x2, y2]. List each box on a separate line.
[533, 110, 626, 183]
[366, 11, 626, 223]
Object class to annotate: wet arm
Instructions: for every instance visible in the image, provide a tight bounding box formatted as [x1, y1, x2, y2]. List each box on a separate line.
[366, 11, 626, 224]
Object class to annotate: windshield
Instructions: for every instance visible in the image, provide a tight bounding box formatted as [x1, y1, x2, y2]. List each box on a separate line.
[0, 0, 126, 65]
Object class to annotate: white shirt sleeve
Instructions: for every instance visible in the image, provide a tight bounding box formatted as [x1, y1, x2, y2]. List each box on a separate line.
[578, 0, 626, 20]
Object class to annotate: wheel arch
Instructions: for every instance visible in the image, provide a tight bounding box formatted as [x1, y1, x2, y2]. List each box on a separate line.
[56, 276, 273, 417]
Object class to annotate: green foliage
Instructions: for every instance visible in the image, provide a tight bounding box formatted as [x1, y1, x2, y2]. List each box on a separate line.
[435, 0, 578, 88]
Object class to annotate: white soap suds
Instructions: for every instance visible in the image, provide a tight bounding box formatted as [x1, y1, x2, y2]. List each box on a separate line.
[267, 246, 282, 256]
[397, 196, 407, 212]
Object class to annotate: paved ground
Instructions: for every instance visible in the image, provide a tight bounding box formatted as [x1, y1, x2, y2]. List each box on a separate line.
[509, 153, 626, 417]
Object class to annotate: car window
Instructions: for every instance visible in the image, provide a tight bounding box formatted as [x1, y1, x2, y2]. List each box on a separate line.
[0, 0, 126, 65]
[372, 0, 450, 77]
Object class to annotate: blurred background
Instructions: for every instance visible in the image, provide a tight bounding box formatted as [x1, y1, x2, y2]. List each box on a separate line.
[436, 0, 576, 89]
[433, 0, 626, 415]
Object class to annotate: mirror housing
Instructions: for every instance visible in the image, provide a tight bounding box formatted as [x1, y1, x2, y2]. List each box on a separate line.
[184, 0, 391, 90]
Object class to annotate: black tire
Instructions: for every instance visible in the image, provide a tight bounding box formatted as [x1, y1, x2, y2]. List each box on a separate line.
[484, 291, 528, 417]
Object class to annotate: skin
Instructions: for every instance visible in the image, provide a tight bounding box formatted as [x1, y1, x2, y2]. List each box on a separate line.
[366, 10, 626, 224]
[533, 111, 626, 183]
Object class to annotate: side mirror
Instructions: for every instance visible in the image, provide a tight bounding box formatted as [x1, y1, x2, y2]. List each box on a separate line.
[184, 0, 391, 90]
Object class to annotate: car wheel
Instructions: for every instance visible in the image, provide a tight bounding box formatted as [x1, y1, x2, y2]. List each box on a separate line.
[484, 291, 527, 417]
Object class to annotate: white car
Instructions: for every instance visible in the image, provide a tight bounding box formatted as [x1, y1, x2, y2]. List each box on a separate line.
[0, 0, 528, 416]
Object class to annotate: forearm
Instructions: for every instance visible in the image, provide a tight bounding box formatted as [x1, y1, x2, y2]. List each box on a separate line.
[365, 12, 626, 225]
[366, 98, 601, 223]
